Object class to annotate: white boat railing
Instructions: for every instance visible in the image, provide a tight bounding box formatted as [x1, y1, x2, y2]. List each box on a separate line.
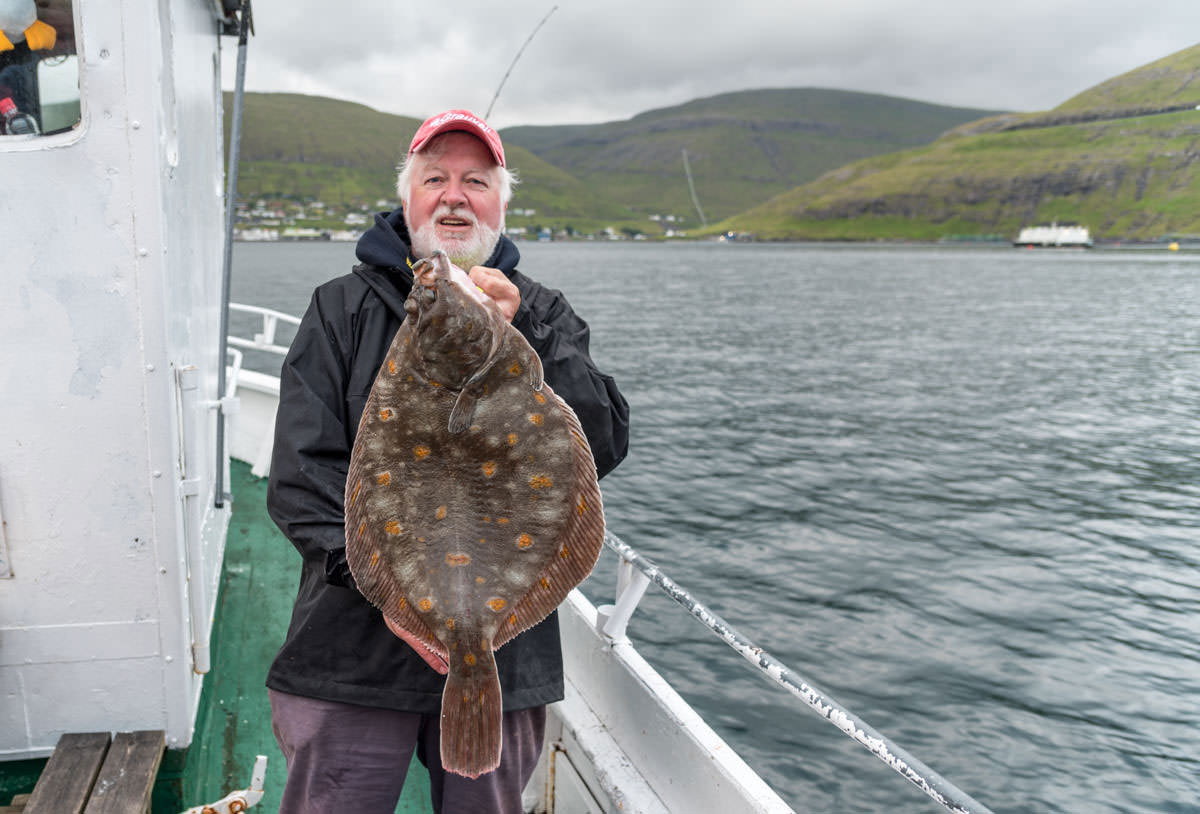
[227, 303, 303, 357]
[224, 303, 994, 813]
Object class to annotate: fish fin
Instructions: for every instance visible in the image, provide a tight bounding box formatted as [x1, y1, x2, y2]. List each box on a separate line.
[528, 349, 545, 391]
[448, 322, 512, 433]
[447, 389, 479, 434]
[440, 648, 503, 778]
[493, 387, 605, 649]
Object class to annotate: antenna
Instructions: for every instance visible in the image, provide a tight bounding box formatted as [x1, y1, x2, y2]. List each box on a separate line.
[485, 4, 559, 120]
[682, 149, 707, 227]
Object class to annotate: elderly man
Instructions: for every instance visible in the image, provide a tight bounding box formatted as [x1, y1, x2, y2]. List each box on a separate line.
[266, 109, 629, 813]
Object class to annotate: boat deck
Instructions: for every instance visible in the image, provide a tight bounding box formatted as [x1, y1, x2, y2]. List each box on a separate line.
[175, 460, 433, 813]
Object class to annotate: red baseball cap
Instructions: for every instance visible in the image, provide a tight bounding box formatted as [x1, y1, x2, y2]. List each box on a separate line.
[408, 109, 506, 168]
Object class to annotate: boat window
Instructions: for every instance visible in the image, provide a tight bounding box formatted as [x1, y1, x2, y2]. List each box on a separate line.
[0, 0, 79, 137]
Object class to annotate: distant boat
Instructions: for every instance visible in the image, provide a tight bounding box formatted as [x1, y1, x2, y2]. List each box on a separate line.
[1014, 222, 1093, 248]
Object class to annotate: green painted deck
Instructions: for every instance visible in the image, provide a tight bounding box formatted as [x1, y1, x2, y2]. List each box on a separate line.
[0, 460, 433, 813]
[178, 459, 434, 813]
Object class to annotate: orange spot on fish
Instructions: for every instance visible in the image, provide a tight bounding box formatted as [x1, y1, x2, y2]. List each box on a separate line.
[529, 475, 553, 490]
[481, 461, 497, 477]
[560, 545, 570, 559]
[534, 392, 547, 405]
[528, 413, 544, 426]
[577, 495, 589, 515]
[516, 533, 533, 549]
[507, 433, 519, 446]
[385, 520, 402, 536]
[497, 517, 510, 525]
[398, 597, 408, 610]
[509, 362, 522, 376]
[464, 652, 477, 666]
[349, 479, 362, 506]
[414, 444, 431, 460]
[507, 614, 517, 626]
[446, 552, 471, 567]
[357, 522, 366, 538]
[446, 618, 456, 630]
[388, 359, 396, 374]
[540, 577, 550, 589]
[376, 471, 391, 486]
[476, 576, 486, 584]
[370, 551, 379, 566]
[487, 597, 508, 612]
[418, 597, 434, 612]
[379, 408, 394, 420]
[436, 505, 447, 520]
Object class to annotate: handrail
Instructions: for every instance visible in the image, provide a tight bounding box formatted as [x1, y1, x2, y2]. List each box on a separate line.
[600, 531, 996, 814]
[215, 0, 254, 509]
[227, 303, 301, 358]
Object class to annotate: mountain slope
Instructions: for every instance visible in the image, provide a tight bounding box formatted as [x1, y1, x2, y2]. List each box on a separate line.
[719, 43, 1200, 241]
[224, 89, 999, 232]
[223, 93, 627, 222]
[501, 88, 1002, 222]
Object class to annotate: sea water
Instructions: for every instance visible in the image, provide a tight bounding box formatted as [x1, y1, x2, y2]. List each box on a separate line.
[233, 241, 1200, 814]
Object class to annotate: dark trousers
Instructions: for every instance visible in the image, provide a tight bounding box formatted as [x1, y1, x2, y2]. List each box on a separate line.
[269, 689, 546, 814]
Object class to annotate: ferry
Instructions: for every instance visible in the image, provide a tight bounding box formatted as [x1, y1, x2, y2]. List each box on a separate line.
[0, 2, 994, 811]
[1013, 222, 1094, 248]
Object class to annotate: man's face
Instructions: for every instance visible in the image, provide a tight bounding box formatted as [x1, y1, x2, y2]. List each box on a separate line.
[405, 132, 506, 268]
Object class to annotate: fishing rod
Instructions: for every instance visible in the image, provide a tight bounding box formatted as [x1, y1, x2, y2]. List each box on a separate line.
[601, 531, 997, 814]
[485, 4, 558, 119]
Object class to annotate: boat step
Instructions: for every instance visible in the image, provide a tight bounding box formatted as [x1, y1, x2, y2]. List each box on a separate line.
[9, 731, 164, 814]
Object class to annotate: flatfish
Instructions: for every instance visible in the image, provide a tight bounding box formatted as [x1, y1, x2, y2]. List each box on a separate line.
[345, 250, 605, 778]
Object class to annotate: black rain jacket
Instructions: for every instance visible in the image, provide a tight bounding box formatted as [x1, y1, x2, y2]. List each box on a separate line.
[265, 209, 630, 712]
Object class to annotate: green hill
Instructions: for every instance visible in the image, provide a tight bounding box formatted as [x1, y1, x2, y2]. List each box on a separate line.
[224, 89, 997, 234]
[502, 89, 1001, 223]
[222, 93, 623, 226]
[718, 43, 1200, 242]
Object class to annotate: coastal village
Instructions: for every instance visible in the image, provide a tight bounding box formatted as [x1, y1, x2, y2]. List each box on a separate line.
[233, 197, 693, 242]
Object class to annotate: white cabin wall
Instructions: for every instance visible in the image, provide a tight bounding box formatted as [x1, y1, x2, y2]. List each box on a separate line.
[0, 0, 229, 758]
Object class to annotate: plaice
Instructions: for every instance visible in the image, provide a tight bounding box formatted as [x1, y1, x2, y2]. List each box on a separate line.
[344, 251, 605, 778]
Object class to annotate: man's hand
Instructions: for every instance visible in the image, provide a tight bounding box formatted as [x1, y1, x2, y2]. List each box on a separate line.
[383, 615, 449, 675]
[469, 266, 520, 322]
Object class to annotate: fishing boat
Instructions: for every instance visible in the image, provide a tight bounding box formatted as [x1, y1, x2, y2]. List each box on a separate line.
[1013, 222, 1093, 248]
[0, 2, 994, 812]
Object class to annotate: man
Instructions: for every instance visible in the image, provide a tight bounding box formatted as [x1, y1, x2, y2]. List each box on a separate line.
[265, 109, 629, 813]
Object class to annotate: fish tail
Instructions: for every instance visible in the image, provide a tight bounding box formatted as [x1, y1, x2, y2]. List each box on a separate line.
[439, 648, 503, 778]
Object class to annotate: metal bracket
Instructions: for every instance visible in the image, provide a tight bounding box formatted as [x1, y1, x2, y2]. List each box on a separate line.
[594, 556, 651, 641]
[180, 754, 267, 813]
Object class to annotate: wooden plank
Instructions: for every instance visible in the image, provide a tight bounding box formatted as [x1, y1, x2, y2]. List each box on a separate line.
[0, 792, 32, 813]
[24, 732, 111, 814]
[83, 731, 164, 814]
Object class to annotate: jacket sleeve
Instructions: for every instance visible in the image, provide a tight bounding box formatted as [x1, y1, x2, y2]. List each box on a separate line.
[512, 285, 630, 479]
[266, 288, 357, 583]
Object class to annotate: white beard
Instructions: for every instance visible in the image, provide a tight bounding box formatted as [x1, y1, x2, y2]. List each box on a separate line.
[408, 206, 504, 269]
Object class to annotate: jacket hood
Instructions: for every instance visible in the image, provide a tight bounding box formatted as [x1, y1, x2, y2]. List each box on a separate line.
[355, 208, 521, 275]
[356, 209, 414, 269]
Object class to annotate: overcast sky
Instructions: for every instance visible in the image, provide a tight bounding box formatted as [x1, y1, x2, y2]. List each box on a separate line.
[223, 1, 1200, 129]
